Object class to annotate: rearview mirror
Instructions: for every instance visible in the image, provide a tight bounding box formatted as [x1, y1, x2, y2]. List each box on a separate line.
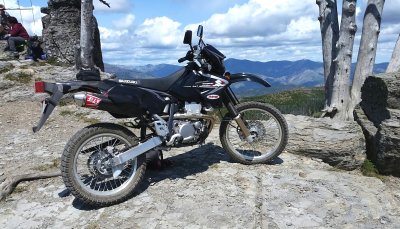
[183, 30, 192, 45]
[197, 25, 203, 38]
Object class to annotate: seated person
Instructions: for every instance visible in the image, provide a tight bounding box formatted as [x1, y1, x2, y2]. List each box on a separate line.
[4, 16, 29, 57]
[0, 4, 10, 38]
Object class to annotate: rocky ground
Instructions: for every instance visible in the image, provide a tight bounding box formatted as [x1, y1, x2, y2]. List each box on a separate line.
[1, 60, 400, 228]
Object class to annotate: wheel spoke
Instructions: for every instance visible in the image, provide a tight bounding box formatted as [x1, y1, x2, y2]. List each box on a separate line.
[222, 104, 287, 163]
[72, 132, 139, 196]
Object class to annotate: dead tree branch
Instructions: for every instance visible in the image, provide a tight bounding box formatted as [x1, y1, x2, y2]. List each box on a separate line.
[99, 0, 110, 8]
[0, 171, 61, 201]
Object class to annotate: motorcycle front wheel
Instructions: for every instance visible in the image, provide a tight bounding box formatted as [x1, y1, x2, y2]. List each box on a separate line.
[219, 102, 288, 164]
[61, 123, 146, 207]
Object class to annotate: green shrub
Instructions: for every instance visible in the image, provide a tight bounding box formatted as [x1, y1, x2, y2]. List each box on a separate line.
[361, 159, 379, 177]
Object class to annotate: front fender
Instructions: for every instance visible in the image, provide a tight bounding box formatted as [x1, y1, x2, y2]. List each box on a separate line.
[229, 73, 271, 88]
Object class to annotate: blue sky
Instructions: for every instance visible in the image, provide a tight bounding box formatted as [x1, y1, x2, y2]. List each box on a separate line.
[2, 0, 400, 66]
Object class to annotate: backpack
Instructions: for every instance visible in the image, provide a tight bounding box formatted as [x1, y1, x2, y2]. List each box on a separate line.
[27, 36, 45, 61]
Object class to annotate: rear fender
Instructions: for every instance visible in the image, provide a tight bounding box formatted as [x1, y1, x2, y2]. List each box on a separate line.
[32, 81, 113, 133]
[32, 83, 64, 133]
[229, 73, 271, 88]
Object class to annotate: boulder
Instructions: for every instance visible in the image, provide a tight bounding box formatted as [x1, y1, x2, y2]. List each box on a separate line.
[41, 0, 104, 71]
[354, 72, 400, 176]
[285, 114, 366, 170]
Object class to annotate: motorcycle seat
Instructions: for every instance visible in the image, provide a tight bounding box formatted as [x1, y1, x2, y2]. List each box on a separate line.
[116, 67, 186, 91]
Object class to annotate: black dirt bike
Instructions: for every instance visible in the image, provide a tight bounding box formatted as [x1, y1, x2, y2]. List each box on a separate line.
[33, 25, 288, 206]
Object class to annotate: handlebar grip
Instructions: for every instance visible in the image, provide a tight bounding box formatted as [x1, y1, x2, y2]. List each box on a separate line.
[178, 57, 187, 63]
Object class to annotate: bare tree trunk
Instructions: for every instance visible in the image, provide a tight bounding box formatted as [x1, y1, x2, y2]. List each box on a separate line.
[330, 0, 357, 120]
[348, 0, 385, 117]
[79, 0, 95, 70]
[387, 34, 400, 73]
[316, 0, 339, 112]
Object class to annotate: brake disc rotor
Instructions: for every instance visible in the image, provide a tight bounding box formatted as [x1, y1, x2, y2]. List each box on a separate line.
[87, 150, 113, 178]
[236, 120, 266, 142]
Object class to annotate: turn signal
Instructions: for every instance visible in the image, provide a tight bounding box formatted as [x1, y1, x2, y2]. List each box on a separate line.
[35, 81, 45, 93]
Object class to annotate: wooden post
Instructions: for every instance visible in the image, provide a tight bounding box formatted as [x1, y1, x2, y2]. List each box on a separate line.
[80, 0, 95, 70]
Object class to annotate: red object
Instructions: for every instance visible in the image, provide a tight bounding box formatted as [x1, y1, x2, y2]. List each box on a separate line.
[9, 23, 29, 40]
[84, 94, 102, 108]
[35, 81, 45, 93]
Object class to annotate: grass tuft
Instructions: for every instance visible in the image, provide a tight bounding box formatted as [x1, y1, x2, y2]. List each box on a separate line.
[0, 65, 13, 74]
[60, 110, 75, 116]
[46, 57, 70, 67]
[4, 72, 32, 84]
[361, 159, 387, 181]
[33, 159, 59, 171]
[75, 113, 100, 124]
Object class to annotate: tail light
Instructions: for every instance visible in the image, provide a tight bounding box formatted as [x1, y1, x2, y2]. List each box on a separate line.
[35, 81, 45, 93]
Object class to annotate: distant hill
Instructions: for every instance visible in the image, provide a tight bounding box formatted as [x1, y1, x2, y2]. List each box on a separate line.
[104, 59, 388, 96]
[223, 59, 324, 88]
[104, 63, 153, 79]
[104, 63, 182, 79]
[133, 64, 183, 77]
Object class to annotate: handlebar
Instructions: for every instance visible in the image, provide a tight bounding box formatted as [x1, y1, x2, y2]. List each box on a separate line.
[178, 51, 194, 63]
[178, 57, 187, 63]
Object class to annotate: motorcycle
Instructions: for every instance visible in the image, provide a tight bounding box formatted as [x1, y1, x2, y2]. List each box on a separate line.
[33, 25, 288, 206]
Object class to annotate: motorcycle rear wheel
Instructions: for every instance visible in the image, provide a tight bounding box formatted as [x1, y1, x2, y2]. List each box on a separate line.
[61, 123, 146, 207]
[219, 102, 288, 164]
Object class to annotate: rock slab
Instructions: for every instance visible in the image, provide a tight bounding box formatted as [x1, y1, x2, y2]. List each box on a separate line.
[285, 114, 366, 170]
[355, 72, 400, 176]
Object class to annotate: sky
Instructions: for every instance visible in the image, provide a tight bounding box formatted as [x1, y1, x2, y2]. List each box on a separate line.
[1, 0, 400, 66]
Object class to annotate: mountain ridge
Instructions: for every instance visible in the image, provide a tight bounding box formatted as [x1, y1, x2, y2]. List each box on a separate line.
[104, 59, 388, 96]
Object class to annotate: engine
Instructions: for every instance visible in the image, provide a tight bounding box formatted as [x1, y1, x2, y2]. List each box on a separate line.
[172, 120, 205, 144]
[168, 102, 210, 145]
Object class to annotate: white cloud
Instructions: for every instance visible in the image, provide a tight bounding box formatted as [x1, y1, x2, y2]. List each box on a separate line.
[99, 16, 187, 65]
[194, 0, 318, 38]
[99, 26, 129, 40]
[176, 1, 322, 65]
[274, 16, 320, 42]
[97, 0, 325, 65]
[135, 17, 182, 48]
[112, 14, 135, 29]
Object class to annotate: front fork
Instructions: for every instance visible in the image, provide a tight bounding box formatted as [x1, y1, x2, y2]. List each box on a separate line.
[223, 88, 254, 142]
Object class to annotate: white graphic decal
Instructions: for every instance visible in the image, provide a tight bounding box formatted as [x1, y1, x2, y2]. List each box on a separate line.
[207, 95, 220, 100]
[119, 79, 139, 84]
